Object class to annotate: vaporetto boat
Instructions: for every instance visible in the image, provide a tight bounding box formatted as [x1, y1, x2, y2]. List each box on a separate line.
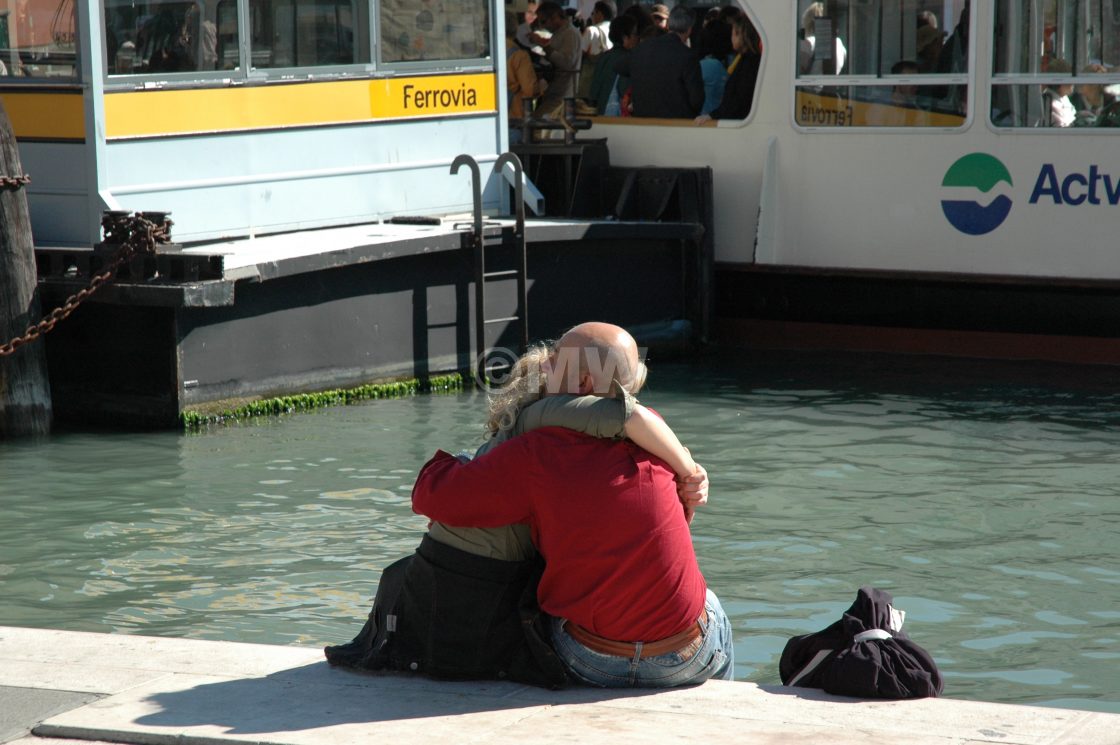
[585, 0, 1120, 360]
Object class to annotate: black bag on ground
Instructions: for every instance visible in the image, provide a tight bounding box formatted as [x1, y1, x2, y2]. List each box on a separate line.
[324, 534, 567, 689]
[779, 586, 943, 699]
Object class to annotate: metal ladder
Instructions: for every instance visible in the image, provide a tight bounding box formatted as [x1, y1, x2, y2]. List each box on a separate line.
[450, 153, 528, 386]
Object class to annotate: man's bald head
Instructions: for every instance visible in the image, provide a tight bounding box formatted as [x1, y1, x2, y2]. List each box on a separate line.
[547, 322, 647, 397]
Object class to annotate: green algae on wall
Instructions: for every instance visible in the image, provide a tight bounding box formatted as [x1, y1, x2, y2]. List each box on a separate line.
[179, 373, 466, 429]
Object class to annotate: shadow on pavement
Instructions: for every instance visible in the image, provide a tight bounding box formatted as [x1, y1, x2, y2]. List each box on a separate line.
[134, 660, 666, 735]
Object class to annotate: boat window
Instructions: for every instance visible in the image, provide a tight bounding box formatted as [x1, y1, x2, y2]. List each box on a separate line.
[104, 0, 493, 81]
[0, 0, 79, 78]
[379, 0, 489, 64]
[575, 2, 763, 122]
[105, 0, 234, 74]
[248, 0, 369, 69]
[991, 0, 1120, 128]
[793, 0, 969, 129]
[106, 0, 373, 76]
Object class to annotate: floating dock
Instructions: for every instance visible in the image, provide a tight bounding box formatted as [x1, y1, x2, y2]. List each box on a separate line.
[2, 626, 1118, 745]
[32, 164, 714, 429]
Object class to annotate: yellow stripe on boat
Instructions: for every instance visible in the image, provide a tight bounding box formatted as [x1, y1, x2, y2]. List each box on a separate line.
[0, 91, 85, 141]
[104, 73, 497, 139]
[795, 90, 967, 128]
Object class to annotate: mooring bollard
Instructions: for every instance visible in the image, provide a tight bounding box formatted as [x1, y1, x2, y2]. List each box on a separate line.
[0, 99, 52, 438]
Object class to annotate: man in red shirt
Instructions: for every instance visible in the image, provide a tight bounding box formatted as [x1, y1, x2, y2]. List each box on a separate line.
[411, 322, 733, 687]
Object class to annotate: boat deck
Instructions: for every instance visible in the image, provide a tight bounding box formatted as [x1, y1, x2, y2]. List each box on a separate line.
[36, 217, 704, 307]
[30, 215, 707, 426]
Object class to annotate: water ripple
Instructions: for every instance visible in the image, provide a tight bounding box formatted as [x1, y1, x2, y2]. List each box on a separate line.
[3, 352, 1120, 711]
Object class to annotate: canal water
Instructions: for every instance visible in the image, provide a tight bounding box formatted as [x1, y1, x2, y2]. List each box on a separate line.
[1, 349, 1118, 713]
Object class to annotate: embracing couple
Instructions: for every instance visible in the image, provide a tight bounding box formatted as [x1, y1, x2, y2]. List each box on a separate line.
[326, 322, 733, 688]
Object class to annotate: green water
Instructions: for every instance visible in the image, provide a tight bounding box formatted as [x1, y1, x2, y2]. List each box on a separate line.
[2, 349, 1118, 713]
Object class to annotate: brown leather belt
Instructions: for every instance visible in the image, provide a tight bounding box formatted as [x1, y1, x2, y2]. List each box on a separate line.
[563, 609, 707, 659]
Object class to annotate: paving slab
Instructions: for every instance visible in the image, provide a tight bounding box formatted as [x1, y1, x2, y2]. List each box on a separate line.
[0, 687, 100, 744]
[37, 664, 551, 743]
[7, 737, 122, 745]
[508, 678, 1106, 745]
[0, 627, 320, 681]
[4, 627, 1120, 745]
[0, 661, 169, 696]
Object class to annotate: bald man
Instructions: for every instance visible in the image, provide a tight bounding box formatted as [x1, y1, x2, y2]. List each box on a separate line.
[412, 322, 733, 688]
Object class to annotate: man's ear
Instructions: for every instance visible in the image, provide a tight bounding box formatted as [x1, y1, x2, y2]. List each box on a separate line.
[578, 371, 595, 395]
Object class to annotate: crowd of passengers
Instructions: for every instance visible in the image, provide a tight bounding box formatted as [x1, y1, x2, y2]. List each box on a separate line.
[505, 0, 761, 132]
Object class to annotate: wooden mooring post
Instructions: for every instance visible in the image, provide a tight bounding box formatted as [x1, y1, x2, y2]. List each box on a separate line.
[0, 100, 51, 437]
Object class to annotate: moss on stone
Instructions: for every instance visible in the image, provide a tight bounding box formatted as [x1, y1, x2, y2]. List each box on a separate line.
[179, 373, 466, 429]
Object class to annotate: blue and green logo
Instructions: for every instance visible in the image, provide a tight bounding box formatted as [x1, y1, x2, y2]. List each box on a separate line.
[941, 153, 1013, 235]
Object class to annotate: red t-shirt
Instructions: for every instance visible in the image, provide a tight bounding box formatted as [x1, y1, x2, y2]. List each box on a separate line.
[412, 427, 707, 642]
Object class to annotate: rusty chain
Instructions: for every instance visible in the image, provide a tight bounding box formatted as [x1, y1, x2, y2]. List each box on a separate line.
[0, 212, 171, 357]
[0, 174, 31, 190]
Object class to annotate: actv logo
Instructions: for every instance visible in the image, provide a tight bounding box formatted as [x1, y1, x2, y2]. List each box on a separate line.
[940, 153, 1013, 236]
[940, 154, 1120, 235]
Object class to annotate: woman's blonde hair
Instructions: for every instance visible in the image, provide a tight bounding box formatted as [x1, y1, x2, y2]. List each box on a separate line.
[485, 332, 647, 437]
[486, 342, 553, 436]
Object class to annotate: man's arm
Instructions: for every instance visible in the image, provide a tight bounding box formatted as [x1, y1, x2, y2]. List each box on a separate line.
[412, 444, 533, 527]
[516, 393, 630, 439]
[515, 396, 708, 518]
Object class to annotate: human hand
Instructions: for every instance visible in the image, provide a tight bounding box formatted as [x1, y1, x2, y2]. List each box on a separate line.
[676, 463, 708, 511]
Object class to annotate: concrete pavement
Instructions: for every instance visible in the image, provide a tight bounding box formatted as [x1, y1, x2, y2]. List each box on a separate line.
[2, 625, 1119, 745]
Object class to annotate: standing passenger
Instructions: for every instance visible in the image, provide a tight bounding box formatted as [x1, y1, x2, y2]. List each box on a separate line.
[695, 17, 733, 115]
[615, 5, 704, 118]
[506, 9, 543, 142]
[798, 2, 847, 75]
[915, 10, 942, 74]
[530, 1, 583, 117]
[620, 3, 654, 38]
[581, 0, 614, 58]
[589, 14, 638, 114]
[694, 14, 761, 123]
[516, 0, 539, 49]
[578, 1, 615, 100]
[934, 2, 969, 113]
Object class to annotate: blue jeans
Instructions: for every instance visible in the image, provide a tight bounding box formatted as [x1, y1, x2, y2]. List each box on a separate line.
[549, 589, 734, 688]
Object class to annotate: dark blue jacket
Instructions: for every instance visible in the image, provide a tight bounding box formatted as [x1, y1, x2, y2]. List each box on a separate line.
[617, 32, 704, 118]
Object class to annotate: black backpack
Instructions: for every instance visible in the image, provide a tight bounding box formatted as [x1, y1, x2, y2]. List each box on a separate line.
[324, 535, 567, 689]
[779, 586, 943, 699]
